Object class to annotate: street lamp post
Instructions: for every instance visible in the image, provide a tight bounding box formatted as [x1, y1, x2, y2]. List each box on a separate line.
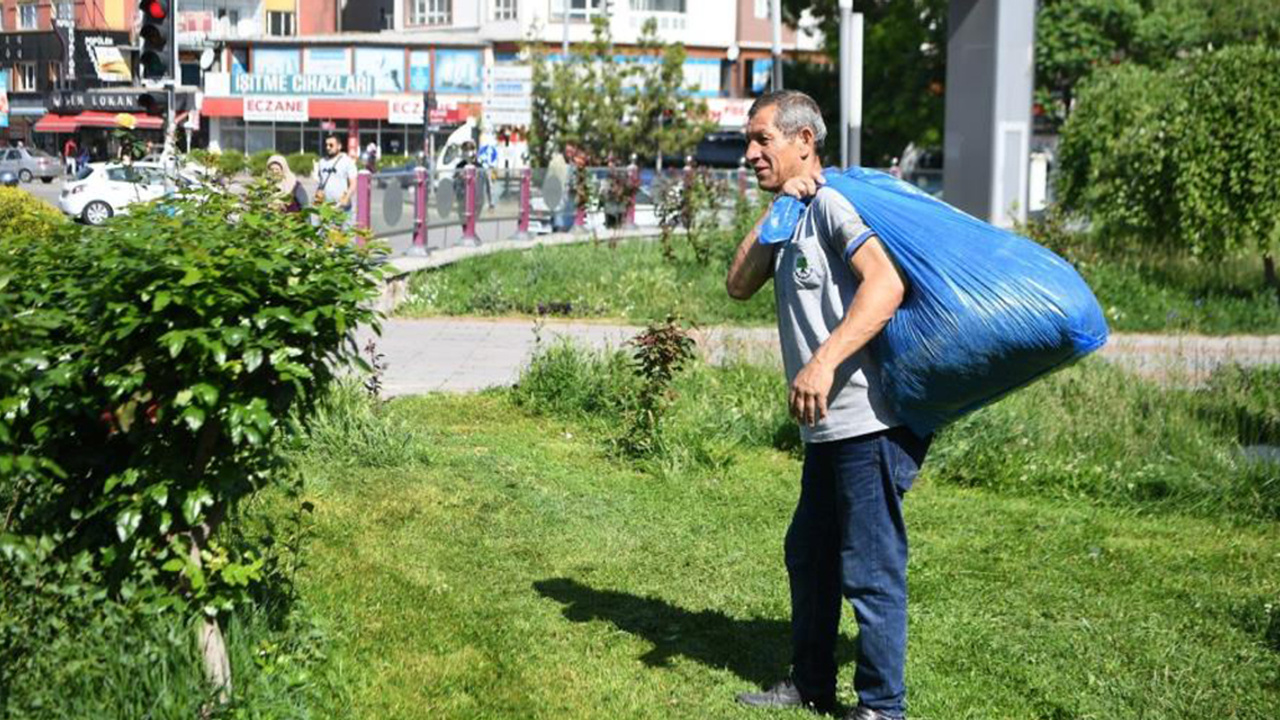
[770, 0, 783, 91]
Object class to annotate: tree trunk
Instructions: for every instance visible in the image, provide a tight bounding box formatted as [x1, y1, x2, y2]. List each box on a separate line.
[1265, 254, 1279, 302]
[187, 420, 231, 706]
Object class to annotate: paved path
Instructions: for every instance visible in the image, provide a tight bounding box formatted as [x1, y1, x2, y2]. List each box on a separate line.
[357, 317, 1280, 396]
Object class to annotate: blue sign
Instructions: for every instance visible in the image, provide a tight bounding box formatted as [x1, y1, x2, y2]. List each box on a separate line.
[478, 144, 498, 167]
[435, 50, 483, 94]
[0, 71, 8, 129]
[752, 59, 772, 93]
[409, 50, 432, 92]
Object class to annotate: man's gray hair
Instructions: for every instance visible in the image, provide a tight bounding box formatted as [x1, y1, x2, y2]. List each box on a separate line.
[748, 90, 827, 147]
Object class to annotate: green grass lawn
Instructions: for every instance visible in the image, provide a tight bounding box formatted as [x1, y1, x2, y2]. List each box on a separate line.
[294, 391, 1280, 719]
[396, 236, 1280, 334]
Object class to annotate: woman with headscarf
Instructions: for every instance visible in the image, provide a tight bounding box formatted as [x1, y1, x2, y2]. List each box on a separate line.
[266, 154, 309, 212]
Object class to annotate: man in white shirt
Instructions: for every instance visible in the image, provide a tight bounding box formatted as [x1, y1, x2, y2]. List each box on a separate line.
[315, 134, 357, 216]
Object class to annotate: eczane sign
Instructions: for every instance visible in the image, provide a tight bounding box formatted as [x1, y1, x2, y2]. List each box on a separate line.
[243, 97, 308, 122]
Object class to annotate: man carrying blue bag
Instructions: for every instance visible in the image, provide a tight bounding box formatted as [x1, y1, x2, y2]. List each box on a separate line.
[727, 90, 928, 720]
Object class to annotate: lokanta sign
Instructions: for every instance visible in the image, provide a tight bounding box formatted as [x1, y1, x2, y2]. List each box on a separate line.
[244, 97, 308, 122]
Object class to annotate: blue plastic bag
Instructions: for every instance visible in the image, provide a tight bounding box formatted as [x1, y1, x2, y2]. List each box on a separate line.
[762, 167, 1109, 436]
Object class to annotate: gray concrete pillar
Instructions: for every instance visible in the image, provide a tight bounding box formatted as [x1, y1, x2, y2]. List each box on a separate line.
[943, 0, 1036, 227]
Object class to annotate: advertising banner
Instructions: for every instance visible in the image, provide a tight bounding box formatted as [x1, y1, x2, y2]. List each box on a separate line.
[253, 47, 301, 75]
[682, 58, 721, 98]
[305, 47, 350, 76]
[435, 50, 483, 95]
[0, 71, 8, 129]
[409, 50, 432, 92]
[243, 97, 308, 122]
[355, 47, 406, 94]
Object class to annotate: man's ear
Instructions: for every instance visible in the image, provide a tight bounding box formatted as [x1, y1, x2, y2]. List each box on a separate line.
[798, 126, 816, 160]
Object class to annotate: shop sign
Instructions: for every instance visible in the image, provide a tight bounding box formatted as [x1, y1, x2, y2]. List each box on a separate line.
[388, 97, 423, 125]
[435, 50, 483, 95]
[47, 91, 147, 113]
[706, 97, 751, 128]
[243, 97, 308, 122]
[234, 73, 374, 96]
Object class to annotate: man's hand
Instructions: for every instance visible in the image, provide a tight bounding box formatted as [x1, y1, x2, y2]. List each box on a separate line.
[790, 358, 835, 427]
[779, 167, 826, 200]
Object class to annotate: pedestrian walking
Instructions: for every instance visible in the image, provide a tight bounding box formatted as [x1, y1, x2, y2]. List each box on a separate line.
[315, 134, 357, 219]
[727, 90, 929, 720]
[63, 137, 78, 176]
[267, 155, 308, 213]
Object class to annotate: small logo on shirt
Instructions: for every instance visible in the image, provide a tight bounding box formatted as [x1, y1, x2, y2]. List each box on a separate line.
[794, 254, 813, 282]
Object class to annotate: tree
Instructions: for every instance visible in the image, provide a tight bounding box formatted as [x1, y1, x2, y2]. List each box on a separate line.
[782, 0, 948, 167]
[1057, 45, 1280, 295]
[526, 17, 710, 168]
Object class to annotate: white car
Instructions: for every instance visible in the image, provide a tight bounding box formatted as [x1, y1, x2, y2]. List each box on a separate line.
[59, 162, 198, 225]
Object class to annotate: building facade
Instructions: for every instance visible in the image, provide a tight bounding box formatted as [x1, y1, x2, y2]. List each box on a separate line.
[0, 0, 134, 148]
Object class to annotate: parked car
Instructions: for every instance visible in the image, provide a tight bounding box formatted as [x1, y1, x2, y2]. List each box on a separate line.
[59, 162, 199, 225]
[0, 146, 60, 183]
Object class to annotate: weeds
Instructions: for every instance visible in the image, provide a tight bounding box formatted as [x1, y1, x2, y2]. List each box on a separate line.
[293, 381, 431, 470]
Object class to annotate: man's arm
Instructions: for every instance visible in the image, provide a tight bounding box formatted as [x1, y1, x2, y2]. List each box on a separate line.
[789, 237, 905, 426]
[341, 158, 357, 207]
[725, 206, 774, 300]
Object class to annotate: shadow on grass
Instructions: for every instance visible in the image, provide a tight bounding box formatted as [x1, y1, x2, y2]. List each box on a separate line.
[534, 577, 855, 689]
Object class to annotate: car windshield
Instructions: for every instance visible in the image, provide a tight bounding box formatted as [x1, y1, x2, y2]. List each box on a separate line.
[75, 166, 95, 181]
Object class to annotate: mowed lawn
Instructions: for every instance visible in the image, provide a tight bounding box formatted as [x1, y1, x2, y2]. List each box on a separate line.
[296, 393, 1280, 719]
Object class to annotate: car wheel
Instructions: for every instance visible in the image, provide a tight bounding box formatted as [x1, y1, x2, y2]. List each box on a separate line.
[18, 169, 32, 183]
[83, 201, 113, 226]
[40, 176, 54, 184]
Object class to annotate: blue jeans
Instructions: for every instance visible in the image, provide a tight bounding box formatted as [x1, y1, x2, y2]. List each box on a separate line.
[786, 426, 930, 717]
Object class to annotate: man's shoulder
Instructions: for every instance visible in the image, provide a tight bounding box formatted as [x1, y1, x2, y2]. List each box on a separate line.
[812, 185, 857, 215]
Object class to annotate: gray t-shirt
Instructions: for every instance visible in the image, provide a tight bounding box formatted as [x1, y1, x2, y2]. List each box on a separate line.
[316, 153, 357, 209]
[772, 187, 900, 444]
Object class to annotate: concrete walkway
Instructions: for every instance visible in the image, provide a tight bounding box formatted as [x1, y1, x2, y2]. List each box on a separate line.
[356, 317, 1280, 396]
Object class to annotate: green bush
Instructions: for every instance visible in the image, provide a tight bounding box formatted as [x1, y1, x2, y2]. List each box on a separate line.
[0, 182, 382, 696]
[1058, 45, 1280, 276]
[214, 149, 247, 177]
[248, 149, 276, 177]
[0, 187, 65, 240]
[288, 152, 317, 178]
[376, 154, 413, 171]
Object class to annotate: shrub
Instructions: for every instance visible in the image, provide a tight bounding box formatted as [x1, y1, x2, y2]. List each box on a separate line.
[376, 154, 413, 171]
[0, 187, 65, 240]
[215, 149, 248, 177]
[1058, 45, 1280, 293]
[248, 149, 277, 177]
[288, 152, 317, 178]
[0, 182, 383, 695]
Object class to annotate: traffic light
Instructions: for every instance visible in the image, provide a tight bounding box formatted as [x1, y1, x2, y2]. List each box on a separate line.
[137, 0, 174, 81]
[137, 92, 167, 116]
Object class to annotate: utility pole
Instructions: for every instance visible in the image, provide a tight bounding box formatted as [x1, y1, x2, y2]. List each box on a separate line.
[770, 0, 783, 91]
[562, 1, 570, 57]
[838, 0, 863, 167]
[166, 0, 179, 159]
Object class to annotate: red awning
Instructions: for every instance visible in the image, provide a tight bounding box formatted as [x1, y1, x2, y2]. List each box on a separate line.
[33, 111, 170, 133]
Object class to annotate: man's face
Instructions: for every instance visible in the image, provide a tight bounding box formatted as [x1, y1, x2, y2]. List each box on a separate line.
[325, 138, 341, 157]
[745, 105, 811, 192]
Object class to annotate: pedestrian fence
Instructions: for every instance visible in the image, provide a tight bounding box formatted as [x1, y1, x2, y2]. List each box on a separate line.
[352, 162, 762, 257]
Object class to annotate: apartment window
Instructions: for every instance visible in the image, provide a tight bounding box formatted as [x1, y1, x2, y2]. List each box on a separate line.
[18, 3, 39, 30]
[755, 0, 768, 20]
[552, 0, 602, 21]
[631, 0, 684, 11]
[409, 0, 452, 26]
[492, 0, 517, 21]
[56, 2, 73, 21]
[267, 11, 295, 36]
[15, 62, 38, 92]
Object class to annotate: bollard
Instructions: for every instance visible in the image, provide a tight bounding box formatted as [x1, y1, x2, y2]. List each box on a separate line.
[462, 165, 479, 245]
[356, 170, 372, 245]
[510, 167, 532, 241]
[624, 154, 639, 230]
[408, 166, 429, 256]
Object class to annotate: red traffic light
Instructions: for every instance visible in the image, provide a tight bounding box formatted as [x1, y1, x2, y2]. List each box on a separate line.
[141, 0, 167, 20]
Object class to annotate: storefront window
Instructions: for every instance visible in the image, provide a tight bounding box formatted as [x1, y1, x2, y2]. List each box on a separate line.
[276, 123, 303, 155]
[246, 125, 274, 155]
